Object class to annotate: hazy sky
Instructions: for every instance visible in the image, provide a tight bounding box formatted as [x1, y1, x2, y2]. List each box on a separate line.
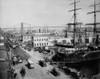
[0, 0, 100, 28]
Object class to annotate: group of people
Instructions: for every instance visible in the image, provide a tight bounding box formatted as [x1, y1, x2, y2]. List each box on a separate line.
[13, 67, 26, 79]
[20, 67, 26, 78]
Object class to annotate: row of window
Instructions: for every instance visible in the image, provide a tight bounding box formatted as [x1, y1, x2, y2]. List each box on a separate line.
[23, 37, 31, 39]
[23, 37, 49, 41]
[34, 38, 48, 41]
[34, 43, 48, 47]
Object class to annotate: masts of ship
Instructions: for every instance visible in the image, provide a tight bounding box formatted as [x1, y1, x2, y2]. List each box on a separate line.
[86, 0, 100, 46]
[68, 0, 81, 47]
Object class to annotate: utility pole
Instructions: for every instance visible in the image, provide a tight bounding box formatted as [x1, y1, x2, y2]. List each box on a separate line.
[86, 0, 100, 45]
[68, 0, 82, 47]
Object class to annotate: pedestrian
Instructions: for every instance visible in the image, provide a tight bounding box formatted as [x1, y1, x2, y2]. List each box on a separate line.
[20, 67, 26, 79]
[13, 69, 17, 79]
[12, 61, 15, 66]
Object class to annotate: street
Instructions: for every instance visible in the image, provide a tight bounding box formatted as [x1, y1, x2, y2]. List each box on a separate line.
[12, 48, 71, 79]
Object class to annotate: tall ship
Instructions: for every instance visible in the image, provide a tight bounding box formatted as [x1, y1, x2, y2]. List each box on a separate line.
[51, 0, 100, 79]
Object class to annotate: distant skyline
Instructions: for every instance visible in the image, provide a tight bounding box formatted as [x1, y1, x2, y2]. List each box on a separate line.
[0, 0, 100, 28]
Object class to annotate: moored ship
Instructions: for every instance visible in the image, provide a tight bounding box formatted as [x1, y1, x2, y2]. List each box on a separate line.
[51, 0, 100, 79]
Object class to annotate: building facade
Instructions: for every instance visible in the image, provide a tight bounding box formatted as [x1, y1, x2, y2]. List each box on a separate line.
[22, 33, 65, 47]
[22, 34, 32, 42]
[33, 35, 49, 47]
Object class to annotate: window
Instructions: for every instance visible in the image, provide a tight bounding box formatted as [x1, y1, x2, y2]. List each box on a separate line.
[44, 43, 46, 46]
[42, 43, 43, 46]
[37, 43, 38, 47]
[34, 44, 36, 47]
[47, 43, 48, 45]
[45, 38, 48, 41]
[40, 43, 41, 47]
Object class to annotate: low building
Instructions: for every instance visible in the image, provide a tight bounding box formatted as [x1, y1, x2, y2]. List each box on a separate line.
[22, 33, 65, 47]
[33, 35, 49, 47]
[22, 34, 32, 42]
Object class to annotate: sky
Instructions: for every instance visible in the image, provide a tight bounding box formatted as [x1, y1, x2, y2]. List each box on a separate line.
[0, 0, 100, 28]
